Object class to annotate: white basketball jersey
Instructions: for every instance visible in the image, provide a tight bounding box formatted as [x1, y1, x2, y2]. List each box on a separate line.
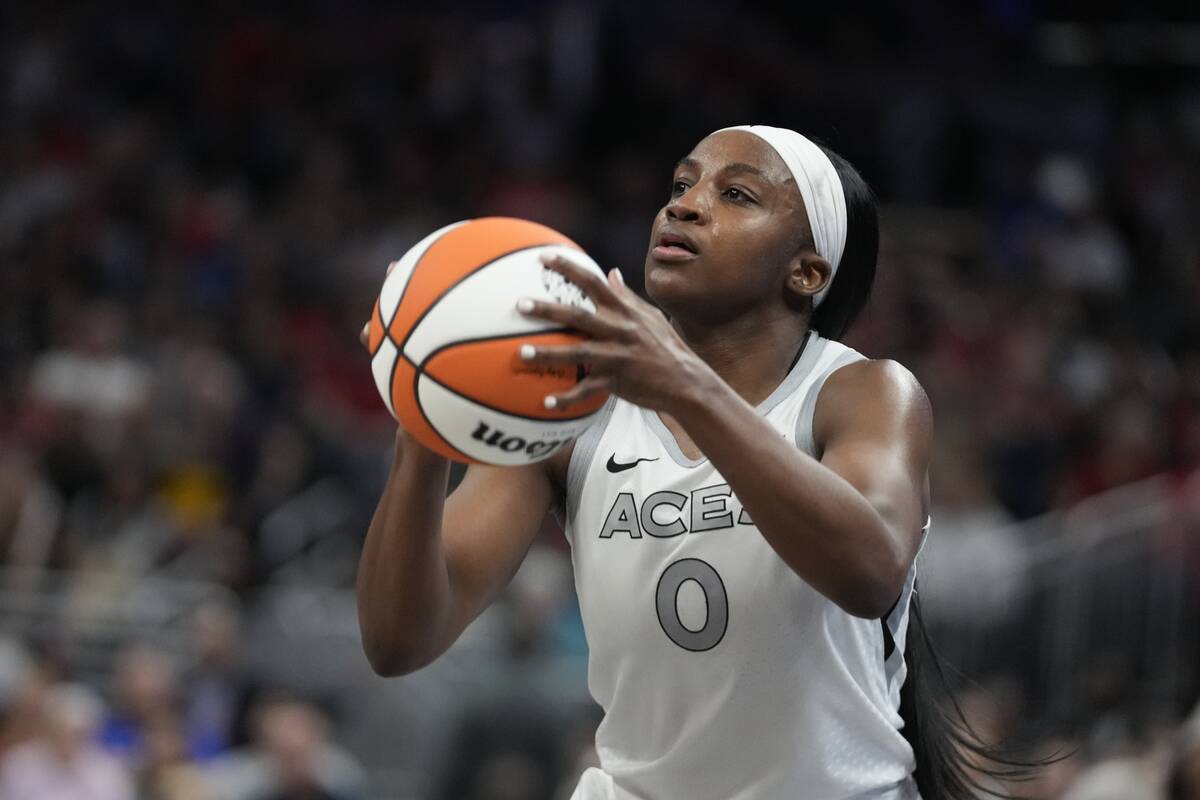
[563, 332, 922, 800]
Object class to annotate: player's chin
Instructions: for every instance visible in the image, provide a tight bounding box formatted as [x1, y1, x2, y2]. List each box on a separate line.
[644, 259, 702, 311]
[644, 257, 676, 291]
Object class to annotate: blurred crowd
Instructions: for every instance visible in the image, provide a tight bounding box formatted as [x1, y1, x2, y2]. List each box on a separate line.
[0, 2, 1198, 798]
[0, 627, 366, 800]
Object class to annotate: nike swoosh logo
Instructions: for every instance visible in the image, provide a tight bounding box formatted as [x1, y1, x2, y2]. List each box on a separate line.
[606, 454, 659, 473]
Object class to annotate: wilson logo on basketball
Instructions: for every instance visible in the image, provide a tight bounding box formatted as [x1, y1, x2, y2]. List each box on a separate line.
[470, 421, 567, 459]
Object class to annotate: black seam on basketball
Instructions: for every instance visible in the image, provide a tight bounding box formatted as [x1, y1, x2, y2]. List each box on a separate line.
[383, 227, 454, 330]
[408, 329, 597, 422]
[380, 325, 410, 357]
[383, 343, 400, 418]
[410, 362, 474, 463]
[379, 224, 458, 344]
[397, 242, 570, 355]
[396, 329, 576, 367]
[417, 327, 575, 367]
[418, 370, 601, 423]
[382, 262, 412, 344]
[380, 266, 404, 331]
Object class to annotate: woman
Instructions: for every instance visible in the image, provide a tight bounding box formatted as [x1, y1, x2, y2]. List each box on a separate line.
[357, 125, 998, 799]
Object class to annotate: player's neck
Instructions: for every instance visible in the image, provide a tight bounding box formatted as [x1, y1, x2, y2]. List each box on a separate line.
[674, 311, 810, 408]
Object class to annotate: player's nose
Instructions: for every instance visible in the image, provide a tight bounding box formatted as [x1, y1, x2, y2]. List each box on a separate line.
[665, 187, 707, 224]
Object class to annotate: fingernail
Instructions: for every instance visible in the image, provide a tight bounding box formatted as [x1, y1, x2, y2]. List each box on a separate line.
[519, 344, 536, 360]
[516, 298, 535, 313]
[611, 268, 625, 285]
[544, 396, 558, 409]
[538, 252, 554, 264]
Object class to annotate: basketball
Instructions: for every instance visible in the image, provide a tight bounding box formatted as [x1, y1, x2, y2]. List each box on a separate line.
[367, 217, 610, 465]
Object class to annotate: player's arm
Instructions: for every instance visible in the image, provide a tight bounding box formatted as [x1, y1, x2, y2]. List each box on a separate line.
[518, 255, 930, 619]
[675, 360, 931, 619]
[356, 433, 557, 676]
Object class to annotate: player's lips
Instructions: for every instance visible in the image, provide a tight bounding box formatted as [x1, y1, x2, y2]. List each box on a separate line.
[651, 230, 699, 262]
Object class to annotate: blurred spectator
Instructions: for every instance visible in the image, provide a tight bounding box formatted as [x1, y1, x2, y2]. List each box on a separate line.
[921, 432, 1027, 632]
[1171, 705, 1200, 800]
[28, 301, 151, 460]
[204, 697, 364, 800]
[138, 712, 217, 800]
[1031, 155, 1130, 295]
[61, 450, 166, 574]
[183, 601, 260, 760]
[1060, 754, 1166, 800]
[0, 682, 133, 800]
[0, 444, 64, 576]
[100, 646, 181, 767]
[0, 637, 39, 753]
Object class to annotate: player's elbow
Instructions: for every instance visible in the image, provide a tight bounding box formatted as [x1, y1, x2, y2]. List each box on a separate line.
[361, 636, 436, 677]
[837, 553, 910, 620]
[358, 612, 444, 677]
[837, 583, 903, 620]
[366, 654, 425, 679]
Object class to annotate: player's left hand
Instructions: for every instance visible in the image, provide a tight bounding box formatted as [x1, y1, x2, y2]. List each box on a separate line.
[516, 253, 714, 412]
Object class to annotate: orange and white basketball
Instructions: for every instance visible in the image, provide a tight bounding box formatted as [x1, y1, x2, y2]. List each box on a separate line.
[367, 217, 610, 465]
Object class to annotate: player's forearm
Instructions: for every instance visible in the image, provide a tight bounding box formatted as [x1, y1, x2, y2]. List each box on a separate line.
[356, 431, 455, 675]
[671, 381, 907, 618]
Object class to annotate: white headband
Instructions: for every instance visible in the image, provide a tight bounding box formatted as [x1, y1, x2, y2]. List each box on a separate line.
[718, 125, 847, 307]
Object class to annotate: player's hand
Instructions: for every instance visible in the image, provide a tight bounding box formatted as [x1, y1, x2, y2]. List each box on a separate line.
[516, 253, 716, 413]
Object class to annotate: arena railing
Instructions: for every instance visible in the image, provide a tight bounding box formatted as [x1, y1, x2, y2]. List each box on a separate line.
[926, 471, 1198, 732]
[0, 569, 239, 688]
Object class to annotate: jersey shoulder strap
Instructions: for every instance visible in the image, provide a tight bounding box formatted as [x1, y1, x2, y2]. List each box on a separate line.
[792, 337, 868, 458]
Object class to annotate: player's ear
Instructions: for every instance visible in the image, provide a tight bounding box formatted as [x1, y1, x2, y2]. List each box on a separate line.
[786, 253, 832, 302]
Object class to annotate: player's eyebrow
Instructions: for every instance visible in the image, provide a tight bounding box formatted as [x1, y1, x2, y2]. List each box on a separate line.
[721, 162, 769, 179]
[674, 157, 769, 180]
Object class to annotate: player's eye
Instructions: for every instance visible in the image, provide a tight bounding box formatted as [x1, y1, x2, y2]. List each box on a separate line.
[670, 180, 690, 198]
[723, 186, 754, 204]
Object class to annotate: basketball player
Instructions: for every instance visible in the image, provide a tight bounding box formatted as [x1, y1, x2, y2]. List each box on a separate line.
[357, 126, 1015, 799]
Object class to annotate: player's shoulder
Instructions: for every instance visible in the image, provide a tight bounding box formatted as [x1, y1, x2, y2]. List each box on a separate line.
[816, 357, 933, 436]
[824, 357, 926, 401]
